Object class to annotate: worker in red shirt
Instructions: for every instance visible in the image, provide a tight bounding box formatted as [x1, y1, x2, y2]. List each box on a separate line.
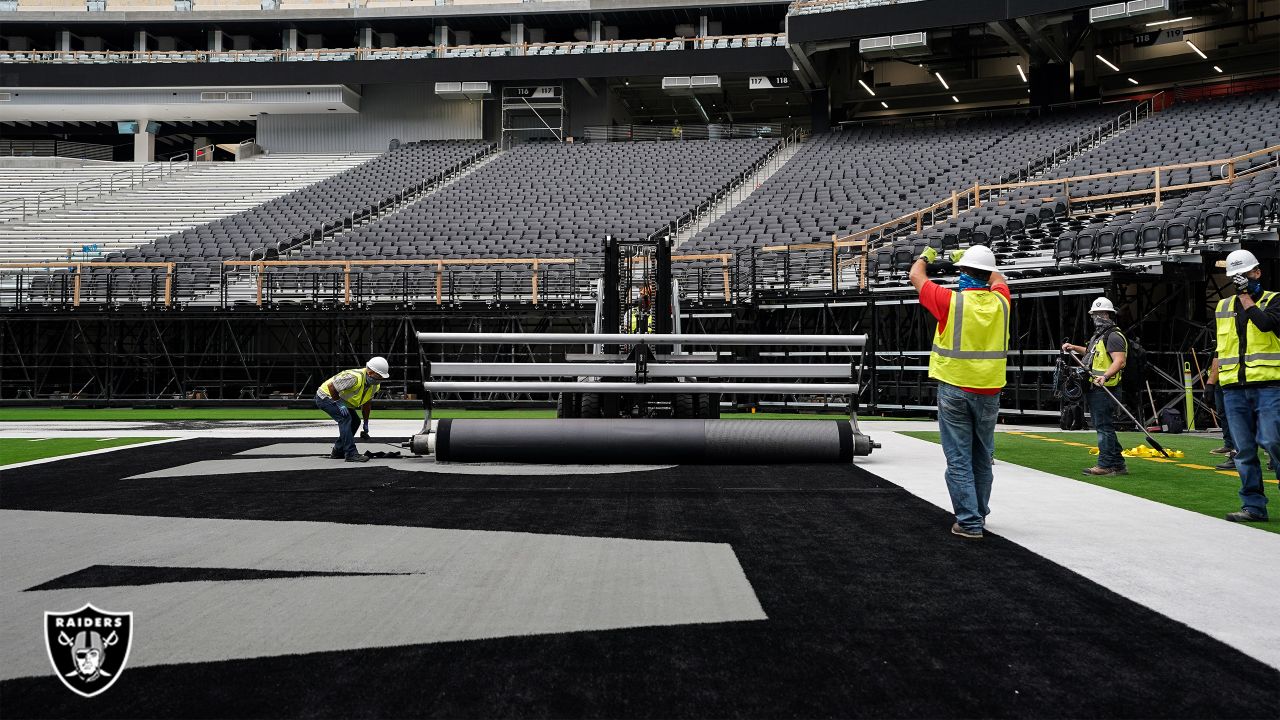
[910, 244, 1010, 539]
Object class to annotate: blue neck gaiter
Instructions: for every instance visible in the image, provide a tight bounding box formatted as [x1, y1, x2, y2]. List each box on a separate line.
[958, 273, 988, 291]
[1249, 279, 1263, 296]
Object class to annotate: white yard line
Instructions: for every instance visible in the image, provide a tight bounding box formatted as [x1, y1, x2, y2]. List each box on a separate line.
[0, 437, 190, 471]
[863, 430, 1280, 671]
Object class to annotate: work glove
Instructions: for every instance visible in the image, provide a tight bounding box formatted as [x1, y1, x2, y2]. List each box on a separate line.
[916, 246, 938, 264]
[336, 404, 350, 419]
[948, 249, 966, 264]
[1232, 274, 1251, 294]
[361, 421, 370, 440]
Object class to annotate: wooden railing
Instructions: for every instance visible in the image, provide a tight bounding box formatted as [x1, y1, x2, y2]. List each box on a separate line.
[0, 261, 175, 306]
[824, 141, 1280, 290]
[222, 258, 578, 307]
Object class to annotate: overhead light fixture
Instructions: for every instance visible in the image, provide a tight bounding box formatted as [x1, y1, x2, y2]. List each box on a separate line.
[858, 79, 876, 96]
[1213, 65, 1223, 73]
[1186, 40, 1207, 59]
[935, 72, 949, 89]
[1095, 54, 1120, 72]
[880, 101, 888, 109]
[624, 79, 629, 86]
[1127, 77, 1139, 85]
[951, 95, 959, 103]
[1146, 16, 1192, 26]
[1016, 64, 1027, 82]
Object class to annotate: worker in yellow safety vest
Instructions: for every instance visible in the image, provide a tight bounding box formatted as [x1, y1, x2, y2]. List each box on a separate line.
[911, 244, 1010, 540]
[314, 356, 390, 463]
[624, 285, 657, 334]
[1215, 250, 1280, 523]
[1061, 297, 1129, 477]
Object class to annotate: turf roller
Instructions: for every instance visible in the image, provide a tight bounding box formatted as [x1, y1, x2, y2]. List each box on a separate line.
[412, 418, 869, 464]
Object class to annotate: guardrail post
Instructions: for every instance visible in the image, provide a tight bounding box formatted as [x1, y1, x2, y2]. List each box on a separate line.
[951, 191, 958, 218]
[256, 262, 264, 306]
[1154, 168, 1162, 207]
[972, 182, 980, 209]
[435, 261, 444, 305]
[531, 259, 540, 305]
[164, 263, 174, 307]
[830, 235, 838, 293]
[73, 263, 82, 307]
[343, 262, 352, 305]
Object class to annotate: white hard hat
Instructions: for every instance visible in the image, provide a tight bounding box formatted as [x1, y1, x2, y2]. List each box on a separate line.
[366, 356, 390, 379]
[1089, 297, 1116, 314]
[1225, 249, 1260, 277]
[956, 244, 998, 273]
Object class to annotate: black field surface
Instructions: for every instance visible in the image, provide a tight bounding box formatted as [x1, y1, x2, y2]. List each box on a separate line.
[2, 437, 1277, 719]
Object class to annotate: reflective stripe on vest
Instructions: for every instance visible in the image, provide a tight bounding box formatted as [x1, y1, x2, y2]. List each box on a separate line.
[324, 369, 378, 409]
[1215, 291, 1280, 386]
[1087, 328, 1127, 388]
[928, 289, 1010, 389]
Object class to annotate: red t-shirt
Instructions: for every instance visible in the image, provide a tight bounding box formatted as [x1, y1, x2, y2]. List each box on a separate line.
[920, 280, 1011, 395]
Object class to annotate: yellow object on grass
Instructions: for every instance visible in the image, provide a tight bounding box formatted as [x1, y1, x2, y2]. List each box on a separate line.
[1087, 444, 1184, 458]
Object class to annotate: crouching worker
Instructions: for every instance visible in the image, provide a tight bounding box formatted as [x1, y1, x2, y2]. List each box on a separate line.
[1061, 297, 1129, 477]
[911, 244, 1010, 540]
[315, 356, 390, 463]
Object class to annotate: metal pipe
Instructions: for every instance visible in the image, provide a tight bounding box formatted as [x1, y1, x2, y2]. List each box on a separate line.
[429, 362, 858, 378]
[416, 332, 867, 346]
[422, 381, 858, 394]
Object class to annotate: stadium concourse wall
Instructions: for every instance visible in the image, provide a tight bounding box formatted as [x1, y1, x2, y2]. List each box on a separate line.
[257, 84, 483, 153]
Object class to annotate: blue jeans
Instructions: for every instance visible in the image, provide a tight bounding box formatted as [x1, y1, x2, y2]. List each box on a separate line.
[1087, 387, 1126, 470]
[1213, 385, 1235, 451]
[316, 394, 361, 459]
[1222, 385, 1280, 519]
[937, 382, 1000, 532]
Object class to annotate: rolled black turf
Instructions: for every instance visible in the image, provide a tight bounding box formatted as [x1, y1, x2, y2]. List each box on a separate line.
[433, 418, 854, 464]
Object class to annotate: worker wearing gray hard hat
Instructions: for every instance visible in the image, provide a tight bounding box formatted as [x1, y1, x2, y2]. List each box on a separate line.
[1215, 250, 1280, 523]
[912, 244, 1010, 540]
[1061, 297, 1129, 476]
[315, 356, 391, 463]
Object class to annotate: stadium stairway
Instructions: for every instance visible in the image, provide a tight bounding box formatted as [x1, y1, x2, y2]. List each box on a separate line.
[0, 161, 184, 226]
[0, 153, 377, 263]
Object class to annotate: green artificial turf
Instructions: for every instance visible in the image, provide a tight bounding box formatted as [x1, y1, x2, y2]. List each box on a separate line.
[0, 407, 921, 422]
[0, 437, 166, 466]
[902, 430, 1279, 534]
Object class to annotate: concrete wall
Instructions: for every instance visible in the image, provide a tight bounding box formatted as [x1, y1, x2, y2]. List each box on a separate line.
[257, 83, 483, 153]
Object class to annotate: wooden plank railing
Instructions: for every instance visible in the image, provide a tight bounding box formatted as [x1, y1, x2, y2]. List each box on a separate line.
[0, 261, 175, 307]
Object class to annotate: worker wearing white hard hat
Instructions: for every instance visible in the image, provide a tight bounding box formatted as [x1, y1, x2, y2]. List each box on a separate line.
[1061, 296, 1129, 476]
[1215, 249, 1280, 523]
[314, 356, 391, 463]
[910, 243, 1010, 540]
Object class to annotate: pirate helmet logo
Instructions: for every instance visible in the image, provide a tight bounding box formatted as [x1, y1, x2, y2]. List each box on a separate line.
[44, 604, 133, 697]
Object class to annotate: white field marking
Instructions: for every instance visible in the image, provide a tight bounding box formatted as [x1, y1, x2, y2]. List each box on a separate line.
[96, 437, 120, 442]
[26, 438, 51, 442]
[0, 509, 766, 680]
[865, 430, 1280, 671]
[0, 437, 190, 471]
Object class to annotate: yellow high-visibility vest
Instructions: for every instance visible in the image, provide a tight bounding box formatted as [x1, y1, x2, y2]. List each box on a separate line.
[928, 290, 1010, 389]
[322, 369, 379, 409]
[1087, 329, 1127, 388]
[626, 308, 655, 334]
[1215, 291, 1280, 386]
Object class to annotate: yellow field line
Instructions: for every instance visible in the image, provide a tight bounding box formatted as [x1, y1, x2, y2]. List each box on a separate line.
[1001, 431, 1280, 486]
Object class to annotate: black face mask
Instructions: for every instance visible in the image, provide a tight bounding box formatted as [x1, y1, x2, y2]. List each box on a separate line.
[1091, 313, 1115, 330]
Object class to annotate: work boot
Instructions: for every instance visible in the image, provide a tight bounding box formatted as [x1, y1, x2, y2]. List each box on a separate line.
[1209, 446, 1232, 456]
[1082, 466, 1128, 476]
[345, 454, 370, 463]
[329, 450, 344, 459]
[1225, 510, 1268, 523]
[1215, 455, 1238, 471]
[950, 523, 983, 540]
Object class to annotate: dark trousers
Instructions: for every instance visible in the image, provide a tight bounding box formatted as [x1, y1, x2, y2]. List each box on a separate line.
[1213, 384, 1235, 451]
[316, 394, 361, 458]
[1087, 386, 1126, 469]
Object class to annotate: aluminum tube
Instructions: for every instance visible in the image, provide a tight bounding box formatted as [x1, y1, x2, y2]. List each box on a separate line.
[422, 381, 858, 394]
[432, 418, 855, 464]
[417, 332, 866, 346]
[429, 362, 856, 378]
